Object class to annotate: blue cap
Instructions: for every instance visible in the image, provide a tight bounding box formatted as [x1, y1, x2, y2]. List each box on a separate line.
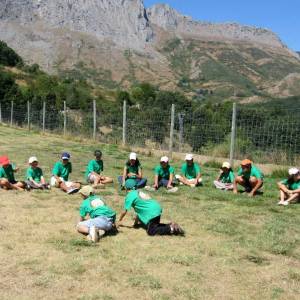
[61, 152, 71, 160]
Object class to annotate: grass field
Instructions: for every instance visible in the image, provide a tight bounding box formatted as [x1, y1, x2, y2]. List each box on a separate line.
[1, 125, 300, 300]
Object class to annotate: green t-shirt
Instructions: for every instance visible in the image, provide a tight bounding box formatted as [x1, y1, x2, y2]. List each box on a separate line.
[79, 195, 116, 221]
[0, 164, 16, 182]
[281, 179, 300, 190]
[124, 190, 162, 225]
[52, 161, 72, 181]
[126, 163, 141, 178]
[154, 165, 175, 180]
[26, 167, 43, 183]
[220, 170, 234, 183]
[237, 165, 263, 180]
[181, 162, 201, 179]
[85, 159, 103, 180]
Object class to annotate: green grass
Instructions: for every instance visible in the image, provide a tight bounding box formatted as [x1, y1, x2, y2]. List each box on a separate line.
[1, 125, 300, 299]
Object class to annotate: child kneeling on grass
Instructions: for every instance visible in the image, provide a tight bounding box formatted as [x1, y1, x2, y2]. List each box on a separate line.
[77, 186, 117, 242]
[213, 162, 234, 190]
[0, 155, 25, 191]
[117, 190, 184, 236]
[25, 156, 50, 190]
[51, 152, 80, 194]
[277, 168, 300, 206]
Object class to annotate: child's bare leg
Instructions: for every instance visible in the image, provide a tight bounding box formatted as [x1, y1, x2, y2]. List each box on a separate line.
[77, 224, 89, 235]
[0, 179, 14, 190]
[100, 176, 113, 184]
[286, 193, 300, 204]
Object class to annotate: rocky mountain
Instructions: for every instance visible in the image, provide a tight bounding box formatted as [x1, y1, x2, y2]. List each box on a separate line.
[0, 0, 300, 101]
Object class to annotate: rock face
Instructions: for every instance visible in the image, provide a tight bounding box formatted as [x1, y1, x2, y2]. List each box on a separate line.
[147, 4, 285, 49]
[0, 0, 300, 98]
[0, 0, 153, 49]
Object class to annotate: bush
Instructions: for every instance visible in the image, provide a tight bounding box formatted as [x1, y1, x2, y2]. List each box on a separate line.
[0, 41, 23, 67]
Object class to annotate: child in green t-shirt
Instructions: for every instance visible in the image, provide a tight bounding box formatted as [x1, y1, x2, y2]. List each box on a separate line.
[277, 167, 300, 206]
[0, 155, 25, 191]
[175, 154, 202, 187]
[25, 156, 50, 190]
[76, 185, 117, 242]
[233, 159, 263, 197]
[117, 190, 184, 236]
[85, 150, 113, 188]
[214, 162, 234, 191]
[118, 152, 147, 190]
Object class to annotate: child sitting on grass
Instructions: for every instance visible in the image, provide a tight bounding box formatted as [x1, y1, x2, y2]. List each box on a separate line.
[51, 152, 81, 194]
[85, 150, 113, 188]
[213, 162, 234, 190]
[0, 155, 25, 191]
[277, 167, 300, 206]
[117, 190, 184, 236]
[118, 152, 147, 190]
[77, 186, 117, 242]
[25, 156, 50, 190]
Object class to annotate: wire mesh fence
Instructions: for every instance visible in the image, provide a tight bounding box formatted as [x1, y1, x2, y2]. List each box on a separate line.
[0, 100, 299, 166]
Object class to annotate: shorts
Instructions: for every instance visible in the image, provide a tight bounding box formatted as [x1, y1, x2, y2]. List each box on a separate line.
[50, 176, 74, 188]
[77, 216, 114, 231]
[87, 173, 98, 184]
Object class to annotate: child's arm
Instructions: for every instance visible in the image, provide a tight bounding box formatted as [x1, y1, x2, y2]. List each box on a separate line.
[277, 181, 291, 194]
[117, 210, 127, 227]
[216, 170, 222, 181]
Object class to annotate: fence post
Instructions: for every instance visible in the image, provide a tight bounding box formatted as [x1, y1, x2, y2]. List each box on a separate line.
[93, 99, 96, 140]
[178, 113, 184, 152]
[63, 101, 66, 136]
[122, 100, 127, 145]
[169, 104, 175, 158]
[42, 101, 46, 133]
[10, 101, 13, 127]
[230, 103, 237, 166]
[27, 101, 31, 131]
[0, 102, 2, 123]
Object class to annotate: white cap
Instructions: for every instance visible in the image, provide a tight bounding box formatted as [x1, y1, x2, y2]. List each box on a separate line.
[288, 167, 299, 176]
[129, 152, 137, 160]
[160, 156, 169, 163]
[28, 156, 38, 164]
[185, 154, 193, 161]
[222, 162, 231, 169]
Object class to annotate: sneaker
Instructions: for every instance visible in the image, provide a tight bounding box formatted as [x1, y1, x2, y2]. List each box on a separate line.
[98, 229, 106, 239]
[190, 184, 196, 188]
[278, 201, 284, 205]
[67, 187, 79, 194]
[172, 223, 185, 235]
[167, 187, 178, 193]
[89, 226, 99, 242]
[283, 201, 289, 206]
[144, 186, 156, 192]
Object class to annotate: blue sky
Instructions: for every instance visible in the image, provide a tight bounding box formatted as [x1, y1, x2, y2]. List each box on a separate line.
[144, 0, 299, 51]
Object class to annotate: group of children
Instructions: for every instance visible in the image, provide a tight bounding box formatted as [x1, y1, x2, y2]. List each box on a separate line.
[1, 151, 300, 242]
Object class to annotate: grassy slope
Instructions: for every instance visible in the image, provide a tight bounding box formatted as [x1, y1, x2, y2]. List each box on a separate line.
[0, 125, 300, 300]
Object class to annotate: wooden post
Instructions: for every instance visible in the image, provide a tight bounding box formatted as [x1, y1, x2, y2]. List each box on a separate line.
[42, 101, 46, 133]
[178, 113, 184, 152]
[27, 101, 31, 131]
[63, 101, 67, 136]
[122, 100, 127, 145]
[230, 103, 237, 167]
[169, 104, 175, 158]
[93, 99, 96, 140]
[10, 101, 13, 127]
[0, 102, 2, 123]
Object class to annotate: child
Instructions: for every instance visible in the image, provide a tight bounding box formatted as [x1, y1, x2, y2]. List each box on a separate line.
[118, 152, 147, 190]
[146, 156, 177, 192]
[213, 162, 234, 190]
[26, 156, 50, 190]
[0, 155, 25, 191]
[117, 190, 184, 236]
[51, 152, 81, 194]
[85, 150, 113, 187]
[233, 159, 263, 197]
[175, 154, 202, 187]
[277, 167, 300, 206]
[76, 185, 116, 242]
